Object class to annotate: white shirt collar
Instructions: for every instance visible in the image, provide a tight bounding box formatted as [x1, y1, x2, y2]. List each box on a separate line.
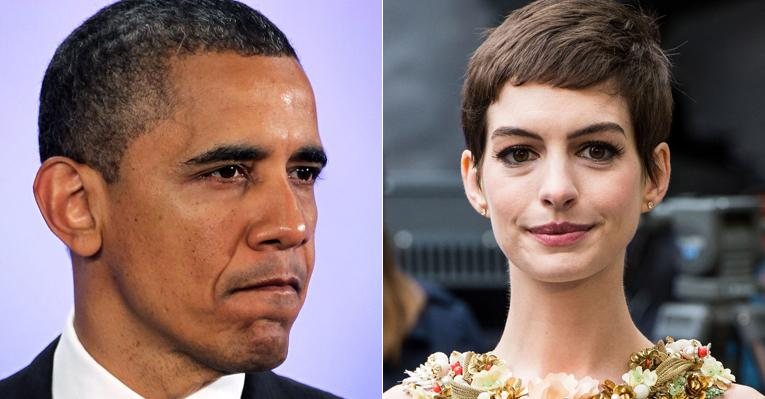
[52, 309, 245, 399]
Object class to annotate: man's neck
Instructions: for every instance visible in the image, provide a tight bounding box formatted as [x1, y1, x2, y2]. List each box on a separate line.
[494, 256, 652, 383]
[73, 273, 223, 398]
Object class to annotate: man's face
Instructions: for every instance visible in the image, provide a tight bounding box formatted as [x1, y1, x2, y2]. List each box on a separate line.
[100, 53, 324, 372]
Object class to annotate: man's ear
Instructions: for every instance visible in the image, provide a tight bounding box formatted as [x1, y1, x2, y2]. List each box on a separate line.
[33, 156, 105, 257]
[643, 142, 671, 212]
[461, 150, 489, 218]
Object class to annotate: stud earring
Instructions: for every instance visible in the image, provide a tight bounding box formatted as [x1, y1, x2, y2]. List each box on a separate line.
[647, 201, 655, 210]
[480, 207, 488, 217]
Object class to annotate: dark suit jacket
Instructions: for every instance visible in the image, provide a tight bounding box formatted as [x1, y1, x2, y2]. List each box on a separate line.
[0, 338, 341, 399]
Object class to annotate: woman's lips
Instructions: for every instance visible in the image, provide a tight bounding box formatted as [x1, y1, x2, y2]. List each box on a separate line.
[527, 222, 594, 247]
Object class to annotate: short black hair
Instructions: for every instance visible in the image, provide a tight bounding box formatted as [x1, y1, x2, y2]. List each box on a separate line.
[39, 0, 297, 183]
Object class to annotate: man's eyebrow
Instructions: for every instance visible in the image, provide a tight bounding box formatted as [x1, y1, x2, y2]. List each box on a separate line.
[490, 122, 625, 141]
[183, 144, 269, 165]
[290, 146, 328, 167]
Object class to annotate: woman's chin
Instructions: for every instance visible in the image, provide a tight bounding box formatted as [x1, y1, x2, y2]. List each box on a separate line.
[511, 255, 609, 285]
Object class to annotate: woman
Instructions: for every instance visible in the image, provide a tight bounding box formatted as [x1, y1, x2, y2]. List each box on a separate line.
[384, 0, 761, 398]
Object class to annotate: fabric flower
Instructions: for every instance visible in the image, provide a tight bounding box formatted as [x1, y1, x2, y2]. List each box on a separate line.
[527, 373, 600, 399]
[403, 364, 435, 386]
[503, 376, 527, 399]
[449, 351, 471, 369]
[621, 367, 657, 399]
[666, 339, 702, 360]
[475, 377, 527, 399]
[667, 376, 687, 397]
[622, 366, 658, 387]
[700, 356, 735, 387]
[428, 352, 451, 378]
[629, 347, 666, 370]
[403, 353, 451, 392]
[685, 374, 712, 399]
[477, 391, 510, 399]
[471, 364, 513, 391]
[595, 379, 635, 399]
[468, 353, 503, 377]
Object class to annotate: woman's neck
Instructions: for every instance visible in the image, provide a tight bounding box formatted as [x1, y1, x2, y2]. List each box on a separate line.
[494, 255, 652, 383]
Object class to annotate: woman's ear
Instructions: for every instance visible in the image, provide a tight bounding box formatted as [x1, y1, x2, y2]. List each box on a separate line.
[643, 142, 671, 212]
[33, 156, 105, 257]
[461, 150, 489, 218]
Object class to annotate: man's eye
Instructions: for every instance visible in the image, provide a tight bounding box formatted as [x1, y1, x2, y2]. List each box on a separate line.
[289, 167, 321, 184]
[207, 164, 248, 180]
[495, 146, 539, 166]
[577, 141, 623, 162]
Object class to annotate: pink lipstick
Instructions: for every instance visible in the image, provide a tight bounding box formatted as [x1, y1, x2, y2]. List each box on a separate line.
[527, 222, 594, 247]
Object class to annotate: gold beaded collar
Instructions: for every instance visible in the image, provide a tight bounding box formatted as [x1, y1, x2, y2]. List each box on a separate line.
[402, 337, 735, 399]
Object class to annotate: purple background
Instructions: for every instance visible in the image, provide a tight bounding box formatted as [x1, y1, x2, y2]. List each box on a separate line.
[0, 1, 381, 397]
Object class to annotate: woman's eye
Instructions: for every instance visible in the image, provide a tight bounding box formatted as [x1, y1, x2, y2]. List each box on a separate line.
[289, 167, 321, 184]
[578, 142, 622, 162]
[208, 164, 247, 180]
[496, 146, 539, 165]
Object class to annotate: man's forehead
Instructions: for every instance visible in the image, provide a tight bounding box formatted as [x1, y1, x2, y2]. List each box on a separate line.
[169, 53, 311, 96]
[165, 53, 315, 125]
[126, 53, 320, 167]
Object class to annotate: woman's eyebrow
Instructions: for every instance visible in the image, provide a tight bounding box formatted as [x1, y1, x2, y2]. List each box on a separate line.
[490, 122, 625, 141]
[567, 122, 625, 139]
[490, 126, 543, 141]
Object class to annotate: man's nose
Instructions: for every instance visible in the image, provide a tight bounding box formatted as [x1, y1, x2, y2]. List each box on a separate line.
[246, 177, 311, 251]
[537, 156, 578, 211]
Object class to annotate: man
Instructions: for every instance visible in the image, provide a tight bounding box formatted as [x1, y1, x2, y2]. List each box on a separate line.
[0, 1, 340, 398]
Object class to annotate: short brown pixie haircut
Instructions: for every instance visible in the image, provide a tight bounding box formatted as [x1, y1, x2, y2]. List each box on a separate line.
[462, 0, 672, 183]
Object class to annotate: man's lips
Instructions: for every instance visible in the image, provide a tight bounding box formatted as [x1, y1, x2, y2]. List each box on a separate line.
[527, 222, 595, 246]
[229, 276, 302, 295]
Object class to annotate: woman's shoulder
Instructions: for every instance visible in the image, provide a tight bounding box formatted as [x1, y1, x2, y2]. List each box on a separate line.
[724, 383, 764, 399]
[383, 384, 409, 399]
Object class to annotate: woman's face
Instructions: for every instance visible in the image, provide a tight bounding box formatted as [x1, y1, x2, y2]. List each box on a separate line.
[462, 82, 669, 283]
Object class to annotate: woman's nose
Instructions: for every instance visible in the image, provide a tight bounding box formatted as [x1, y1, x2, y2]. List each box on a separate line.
[537, 158, 578, 211]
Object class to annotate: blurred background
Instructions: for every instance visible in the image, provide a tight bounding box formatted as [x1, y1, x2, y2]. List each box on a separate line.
[0, 2, 381, 398]
[384, 0, 765, 391]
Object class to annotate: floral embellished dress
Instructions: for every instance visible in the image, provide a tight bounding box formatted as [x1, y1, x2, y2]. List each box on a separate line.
[402, 338, 735, 399]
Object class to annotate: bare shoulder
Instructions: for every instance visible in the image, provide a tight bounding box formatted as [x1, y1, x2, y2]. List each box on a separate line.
[725, 383, 764, 399]
[383, 384, 410, 399]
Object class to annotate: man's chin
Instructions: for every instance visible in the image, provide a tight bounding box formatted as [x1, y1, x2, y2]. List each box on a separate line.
[204, 338, 290, 374]
[193, 323, 292, 374]
[229, 349, 289, 374]
[240, 333, 290, 372]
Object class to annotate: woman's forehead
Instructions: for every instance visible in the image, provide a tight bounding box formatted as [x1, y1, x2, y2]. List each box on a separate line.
[485, 82, 633, 140]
